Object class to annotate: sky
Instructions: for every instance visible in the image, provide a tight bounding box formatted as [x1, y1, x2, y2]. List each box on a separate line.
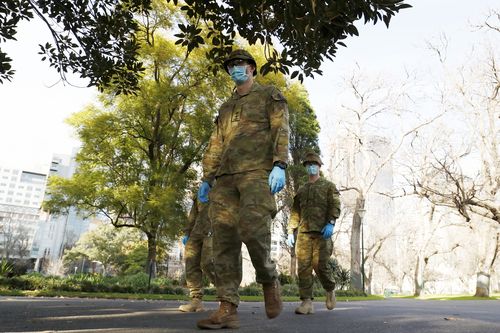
[0, 0, 498, 174]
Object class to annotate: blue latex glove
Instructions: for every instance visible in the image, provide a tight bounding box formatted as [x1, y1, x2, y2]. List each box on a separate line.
[198, 181, 211, 203]
[286, 234, 295, 247]
[182, 235, 189, 245]
[268, 166, 286, 194]
[321, 223, 334, 239]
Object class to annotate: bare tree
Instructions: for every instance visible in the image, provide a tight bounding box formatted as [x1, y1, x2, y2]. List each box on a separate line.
[407, 19, 500, 295]
[327, 67, 444, 292]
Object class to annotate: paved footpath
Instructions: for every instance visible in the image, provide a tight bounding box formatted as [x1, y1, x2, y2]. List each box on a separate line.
[1, 296, 499, 333]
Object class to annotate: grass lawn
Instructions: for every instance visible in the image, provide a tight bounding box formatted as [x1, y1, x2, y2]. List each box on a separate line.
[392, 293, 500, 301]
[0, 289, 383, 302]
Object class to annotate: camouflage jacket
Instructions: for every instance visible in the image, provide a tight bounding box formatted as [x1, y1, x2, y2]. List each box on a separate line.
[184, 199, 211, 238]
[202, 82, 289, 183]
[288, 177, 341, 233]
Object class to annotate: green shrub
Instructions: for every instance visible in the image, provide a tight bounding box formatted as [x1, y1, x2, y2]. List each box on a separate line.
[281, 283, 299, 297]
[329, 259, 350, 290]
[336, 289, 366, 297]
[152, 277, 173, 288]
[204, 287, 216, 295]
[0, 260, 13, 277]
[240, 282, 262, 296]
[278, 273, 294, 285]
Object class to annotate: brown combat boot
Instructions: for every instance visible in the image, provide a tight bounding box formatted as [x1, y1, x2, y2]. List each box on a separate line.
[326, 290, 336, 310]
[179, 298, 204, 312]
[196, 301, 239, 329]
[295, 299, 314, 314]
[262, 280, 282, 319]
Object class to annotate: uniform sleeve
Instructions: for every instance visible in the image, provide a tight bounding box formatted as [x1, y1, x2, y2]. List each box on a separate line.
[269, 87, 289, 165]
[202, 116, 223, 185]
[184, 198, 198, 236]
[327, 183, 341, 221]
[288, 193, 300, 233]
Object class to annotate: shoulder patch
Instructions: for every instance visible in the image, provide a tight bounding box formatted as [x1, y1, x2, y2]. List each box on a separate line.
[271, 88, 286, 102]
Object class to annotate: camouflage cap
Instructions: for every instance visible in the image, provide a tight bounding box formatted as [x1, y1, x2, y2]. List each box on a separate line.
[223, 49, 257, 76]
[302, 151, 323, 166]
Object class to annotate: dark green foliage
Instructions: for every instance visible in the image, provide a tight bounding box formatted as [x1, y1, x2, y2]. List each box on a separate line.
[0, 273, 187, 294]
[278, 272, 294, 285]
[0, 259, 33, 277]
[0, 273, 365, 297]
[281, 283, 299, 296]
[329, 258, 351, 290]
[0, 0, 151, 93]
[169, 0, 412, 81]
[0, 259, 14, 277]
[239, 282, 263, 296]
[1, 1, 410, 92]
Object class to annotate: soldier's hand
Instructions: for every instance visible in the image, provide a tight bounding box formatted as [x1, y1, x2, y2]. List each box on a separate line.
[198, 181, 211, 203]
[321, 224, 334, 239]
[268, 166, 286, 194]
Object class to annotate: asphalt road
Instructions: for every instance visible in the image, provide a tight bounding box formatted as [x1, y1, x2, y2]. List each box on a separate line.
[1, 296, 499, 333]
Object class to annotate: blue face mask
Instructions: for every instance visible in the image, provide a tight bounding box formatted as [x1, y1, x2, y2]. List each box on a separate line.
[230, 65, 249, 85]
[306, 164, 319, 176]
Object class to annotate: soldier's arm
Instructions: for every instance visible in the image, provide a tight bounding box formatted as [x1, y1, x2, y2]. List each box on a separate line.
[202, 116, 223, 185]
[327, 183, 341, 221]
[269, 87, 289, 165]
[288, 194, 300, 233]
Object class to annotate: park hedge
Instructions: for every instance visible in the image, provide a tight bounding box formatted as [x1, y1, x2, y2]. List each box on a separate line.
[0, 273, 364, 297]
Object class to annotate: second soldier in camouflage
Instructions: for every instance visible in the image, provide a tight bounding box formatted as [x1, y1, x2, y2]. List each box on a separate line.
[287, 151, 341, 315]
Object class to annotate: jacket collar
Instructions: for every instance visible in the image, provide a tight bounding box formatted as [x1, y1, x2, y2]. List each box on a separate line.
[231, 82, 261, 99]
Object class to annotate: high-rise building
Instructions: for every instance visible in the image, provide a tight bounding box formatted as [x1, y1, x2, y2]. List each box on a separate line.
[0, 167, 47, 259]
[31, 152, 90, 272]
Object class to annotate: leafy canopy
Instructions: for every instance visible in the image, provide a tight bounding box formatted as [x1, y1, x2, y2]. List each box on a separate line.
[0, 0, 151, 94]
[1, 0, 411, 93]
[171, 0, 412, 81]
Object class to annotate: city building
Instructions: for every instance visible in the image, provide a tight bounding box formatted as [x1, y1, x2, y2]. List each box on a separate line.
[0, 151, 91, 274]
[0, 167, 47, 260]
[31, 152, 91, 272]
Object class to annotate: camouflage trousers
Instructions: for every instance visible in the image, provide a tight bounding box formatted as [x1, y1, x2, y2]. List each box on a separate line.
[209, 169, 279, 305]
[185, 233, 216, 299]
[296, 232, 335, 300]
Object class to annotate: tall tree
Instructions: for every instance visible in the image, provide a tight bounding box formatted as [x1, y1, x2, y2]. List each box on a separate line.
[44, 4, 233, 276]
[327, 68, 443, 292]
[63, 223, 146, 275]
[404, 16, 499, 295]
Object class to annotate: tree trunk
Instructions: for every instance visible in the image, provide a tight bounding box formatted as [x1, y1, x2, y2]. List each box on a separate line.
[414, 204, 434, 297]
[146, 233, 157, 278]
[413, 255, 424, 297]
[367, 265, 373, 295]
[474, 272, 490, 297]
[350, 197, 364, 291]
[290, 249, 297, 280]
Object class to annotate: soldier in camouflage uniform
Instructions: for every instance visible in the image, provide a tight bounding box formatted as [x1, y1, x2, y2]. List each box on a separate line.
[287, 151, 341, 315]
[178, 198, 216, 312]
[196, 49, 289, 329]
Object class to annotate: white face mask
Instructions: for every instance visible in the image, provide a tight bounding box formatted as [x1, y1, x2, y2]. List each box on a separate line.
[306, 164, 319, 175]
